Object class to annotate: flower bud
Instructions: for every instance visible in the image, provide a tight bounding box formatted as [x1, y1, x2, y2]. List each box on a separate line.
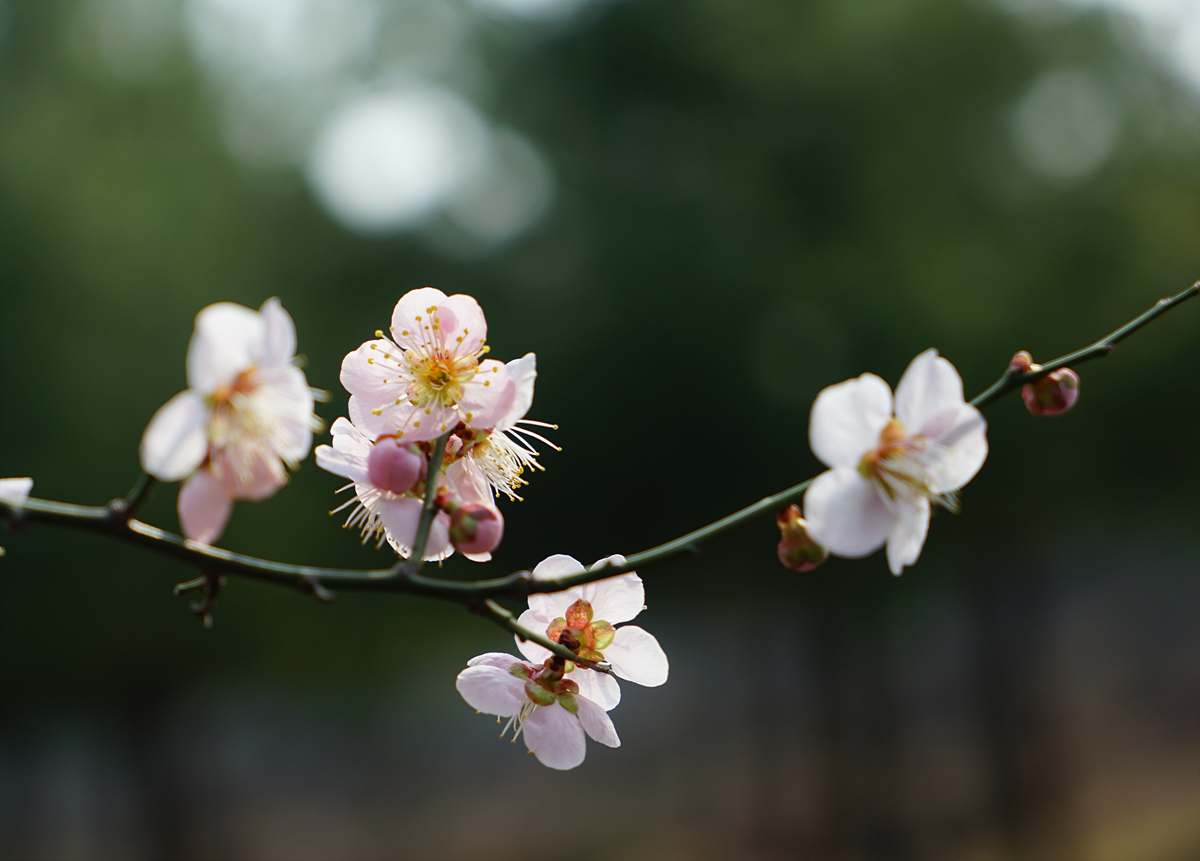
[1009, 350, 1034, 373]
[448, 501, 505, 555]
[367, 438, 425, 494]
[776, 504, 828, 572]
[1022, 368, 1080, 417]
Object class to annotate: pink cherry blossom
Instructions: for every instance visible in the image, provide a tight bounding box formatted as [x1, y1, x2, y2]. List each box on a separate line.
[515, 554, 669, 711]
[139, 299, 320, 545]
[803, 349, 988, 575]
[339, 288, 517, 443]
[456, 652, 620, 770]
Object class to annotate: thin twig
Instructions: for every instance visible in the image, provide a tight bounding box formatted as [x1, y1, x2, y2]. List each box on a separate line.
[476, 599, 615, 674]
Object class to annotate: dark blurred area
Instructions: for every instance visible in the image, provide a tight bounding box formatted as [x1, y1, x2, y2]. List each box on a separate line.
[1, 0, 1198, 859]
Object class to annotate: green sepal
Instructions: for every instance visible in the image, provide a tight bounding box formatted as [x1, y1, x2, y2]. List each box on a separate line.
[508, 664, 530, 679]
[591, 620, 616, 651]
[525, 683, 556, 706]
[556, 693, 579, 714]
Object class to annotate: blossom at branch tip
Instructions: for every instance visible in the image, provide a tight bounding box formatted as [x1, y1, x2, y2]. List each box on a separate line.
[456, 652, 620, 770]
[339, 287, 517, 443]
[515, 554, 670, 710]
[803, 349, 988, 575]
[139, 299, 321, 545]
[0, 478, 33, 557]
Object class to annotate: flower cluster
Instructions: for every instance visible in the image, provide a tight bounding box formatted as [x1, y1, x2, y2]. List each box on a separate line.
[317, 288, 556, 561]
[139, 299, 321, 545]
[456, 555, 669, 769]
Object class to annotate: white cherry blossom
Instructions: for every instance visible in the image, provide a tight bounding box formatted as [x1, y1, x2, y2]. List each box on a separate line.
[456, 652, 620, 770]
[803, 349, 988, 575]
[515, 554, 670, 711]
[139, 299, 319, 544]
[0, 478, 33, 557]
[339, 287, 516, 443]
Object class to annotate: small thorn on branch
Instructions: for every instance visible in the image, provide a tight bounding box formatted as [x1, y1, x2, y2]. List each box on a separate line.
[182, 570, 224, 626]
[302, 575, 336, 603]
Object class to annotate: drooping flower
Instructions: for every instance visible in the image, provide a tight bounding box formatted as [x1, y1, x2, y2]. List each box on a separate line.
[339, 287, 517, 443]
[456, 652, 620, 770]
[0, 478, 33, 557]
[139, 299, 320, 544]
[515, 554, 670, 710]
[803, 349, 988, 575]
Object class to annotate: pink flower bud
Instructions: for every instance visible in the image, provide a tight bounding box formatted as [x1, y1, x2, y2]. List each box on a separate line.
[1009, 350, 1034, 373]
[367, 438, 425, 494]
[448, 502, 505, 555]
[776, 504, 828, 572]
[1022, 368, 1080, 417]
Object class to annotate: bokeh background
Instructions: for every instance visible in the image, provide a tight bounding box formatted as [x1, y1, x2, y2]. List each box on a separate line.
[1, 0, 1198, 859]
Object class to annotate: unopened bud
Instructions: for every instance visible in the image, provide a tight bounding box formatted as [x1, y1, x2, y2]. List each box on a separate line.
[1009, 350, 1034, 373]
[1022, 368, 1080, 416]
[776, 504, 828, 572]
[367, 438, 425, 494]
[448, 501, 505, 555]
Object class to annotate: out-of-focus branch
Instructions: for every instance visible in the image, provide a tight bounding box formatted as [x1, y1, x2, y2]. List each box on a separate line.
[3, 282, 1196, 617]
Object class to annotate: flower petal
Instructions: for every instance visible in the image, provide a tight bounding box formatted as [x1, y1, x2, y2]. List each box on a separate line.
[809, 374, 894, 469]
[606, 625, 669, 687]
[576, 695, 620, 748]
[456, 665, 525, 717]
[316, 444, 368, 484]
[498, 353, 537, 429]
[894, 349, 966, 439]
[574, 572, 645, 625]
[459, 360, 515, 430]
[932, 404, 988, 492]
[514, 609, 553, 664]
[139, 390, 210, 482]
[393, 401, 459, 443]
[527, 555, 587, 619]
[438, 293, 488, 356]
[178, 469, 233, 544]
[258, 297, 296, 369]
[570, 667, 622, 711]
[803, 468, 895, 557]
[0, 478, 33, 506]
[347, 396, 392, 441]
[211, 448, 287, 501]
[523, 702, 586, 770]
[886, 496, 930, 575]
[467, 652, 529, 670]
[390, 287, 448, 351]
[252, 364, 315, 461]
[379, 498, 453, 561]
[340, 340, 403, 406]
[187, 302, 265, 393]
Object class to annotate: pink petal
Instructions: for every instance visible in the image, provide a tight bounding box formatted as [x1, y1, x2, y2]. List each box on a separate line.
[523, 702, 587, 770]
[258, 297, 296, 369]
[139, 390, 210, 482]
[809, 374, 894, 470]
[253, 365, 315, 461]
[347, 396, 392, 441]
[803, 468, 895, 558]
[187, 302, 265, 393]
[606, 626, 669, 687]
[393, 402, 459, 443]
[380, 501, 453, 561]
[576, 696, 620, 748]
[456, 665, 525, 717]
[499, 353, 537, 429]
[931, 405, 988, 492]
[446, 458, 492, 504]
[391, 287, 449, 352]
[210, 449, 287, 501]
[894, 349, 966, 439]
[458, 360, 515, 430]
[886, 496, 930, 575]
[178, 469, 233, 544]
[340, 340, 404, 406]
[438, 293, 488, 355]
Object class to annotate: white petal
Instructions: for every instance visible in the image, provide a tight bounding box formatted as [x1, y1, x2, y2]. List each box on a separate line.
[187, 302, 265, 393]
[527, 555, 587, 619]
[258, 297, 296, 368]
[894, 349, 966, 439]
[523, 702, 586, 770]
[380, 498, 453, 561]
[570, 667, 622, 711]
[393, 402, 459, 443]
[467, 652, 529, 670]
[212, 449, 287, 501]
[340, 340, 404, 407]
[455, 665, 525, 717]
[178, 469, 233, 544]
[809, 374, 894, 469]
[514, 609, 553, 664]
[498, 353, 537, 429]
[803, 468, 895, 557]
[0, 478, 33, 507]
[390, 287, 448, 351]
[458, 360, 515, 430]
[253, 364, 315, 461]
[316, 445, 368, 484]
[438, 293, 488, 356]
[445, 458, 492, 504]
[139, 390, 210, 481]
[606, 626, 669, 687]
[886, 496, 931, 575]
[932, 405, 988, 492]
[576, 696, 620, 748]
[348, 395, 393, 441]
[575, 572, 645, 625]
